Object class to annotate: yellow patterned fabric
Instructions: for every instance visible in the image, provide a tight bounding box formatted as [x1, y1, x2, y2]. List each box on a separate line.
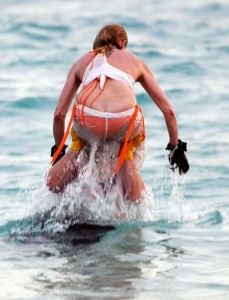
[70, 126, 144, 161]
[124, 134, 145, 160]
[70, 127, 85, 152]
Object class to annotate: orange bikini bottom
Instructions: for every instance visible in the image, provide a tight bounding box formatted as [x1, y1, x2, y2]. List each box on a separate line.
[73, 105, 144, 143]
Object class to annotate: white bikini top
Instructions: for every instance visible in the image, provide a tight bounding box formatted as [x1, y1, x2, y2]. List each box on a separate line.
[82, 53, 135, 89]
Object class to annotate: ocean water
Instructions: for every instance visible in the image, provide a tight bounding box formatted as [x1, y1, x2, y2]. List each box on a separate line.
[1, 0, 229, 299]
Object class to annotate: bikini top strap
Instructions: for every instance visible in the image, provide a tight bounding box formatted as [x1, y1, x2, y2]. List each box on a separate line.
[81, 51, 97, 82]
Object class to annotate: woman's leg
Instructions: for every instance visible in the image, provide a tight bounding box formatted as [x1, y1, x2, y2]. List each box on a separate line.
[47, 126, 86, 192]
[122, 143, 145, 202]
[46, 150, 80, 192]
[122, 135, 145, 202]
[122, 160, 144, 202]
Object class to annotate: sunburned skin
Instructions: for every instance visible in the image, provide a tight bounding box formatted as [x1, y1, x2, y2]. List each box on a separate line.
[77, 78, 137, 113]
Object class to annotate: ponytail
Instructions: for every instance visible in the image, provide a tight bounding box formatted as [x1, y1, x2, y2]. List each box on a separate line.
[93, 24, 128, 56]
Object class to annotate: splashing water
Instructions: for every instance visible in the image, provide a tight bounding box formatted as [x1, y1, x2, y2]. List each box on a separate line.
[50, 143, 155, 224]
[7, 142, 190, 238]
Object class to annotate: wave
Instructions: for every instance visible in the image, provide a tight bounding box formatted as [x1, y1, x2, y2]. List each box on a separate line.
[0, 96, 54, 114]
[1, 205, 227, 247]
[160, 61, 206, 76]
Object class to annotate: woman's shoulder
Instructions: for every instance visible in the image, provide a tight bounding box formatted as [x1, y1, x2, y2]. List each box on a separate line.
[111, 49, 141, 68]
[71, 51, 95, 78]
[119, 49, 138, 58]
[75, 51, 95, 66]
[123, 50, 143, 67]
[121, 50, 146, 76]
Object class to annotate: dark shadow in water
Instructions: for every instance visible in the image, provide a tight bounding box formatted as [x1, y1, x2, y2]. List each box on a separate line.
[49, 223, 115, 245]
[2, 212, 115, 246]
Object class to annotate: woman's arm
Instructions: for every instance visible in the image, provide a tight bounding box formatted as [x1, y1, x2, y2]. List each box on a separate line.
[137, 60, 178, 147]
[53, 64, 81, 147]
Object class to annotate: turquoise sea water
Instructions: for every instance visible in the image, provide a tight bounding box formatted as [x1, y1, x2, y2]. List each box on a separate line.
[1, 0, 229, 299]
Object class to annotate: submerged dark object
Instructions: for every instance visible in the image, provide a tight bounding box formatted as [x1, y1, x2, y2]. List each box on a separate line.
[8, 213, 115, 246]
[52, 223, 115, 245]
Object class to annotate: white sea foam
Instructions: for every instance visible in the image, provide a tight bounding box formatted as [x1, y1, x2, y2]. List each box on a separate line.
[26, 143, 155, 231]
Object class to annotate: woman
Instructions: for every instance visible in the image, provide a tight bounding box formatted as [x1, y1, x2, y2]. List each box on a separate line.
[46, 24, 188, 201]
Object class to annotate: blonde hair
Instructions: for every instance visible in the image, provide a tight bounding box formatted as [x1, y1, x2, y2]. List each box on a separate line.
[93, 24, 128, 55]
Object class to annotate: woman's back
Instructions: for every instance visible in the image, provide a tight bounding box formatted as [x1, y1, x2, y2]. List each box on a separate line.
[76, 49, 141, 113]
